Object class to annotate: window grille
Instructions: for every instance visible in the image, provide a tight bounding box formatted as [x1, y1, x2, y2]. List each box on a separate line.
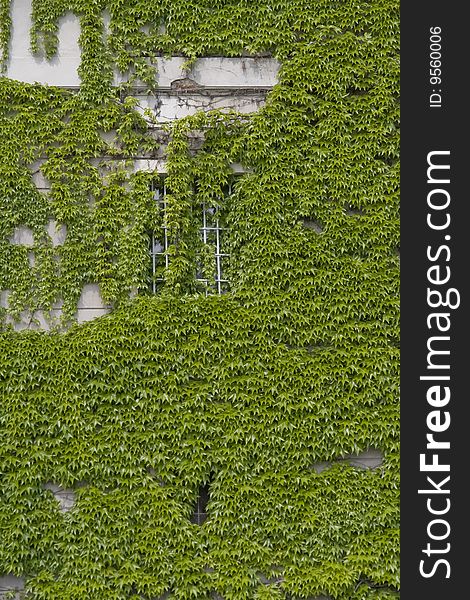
[150, 181, 233, 295]
[191, 482, 210, 525]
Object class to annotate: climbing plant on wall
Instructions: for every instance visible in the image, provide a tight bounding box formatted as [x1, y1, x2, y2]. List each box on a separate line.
[0, 0, 399, 598]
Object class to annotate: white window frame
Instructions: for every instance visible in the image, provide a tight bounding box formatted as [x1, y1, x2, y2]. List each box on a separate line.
[150, 180, 234, 295]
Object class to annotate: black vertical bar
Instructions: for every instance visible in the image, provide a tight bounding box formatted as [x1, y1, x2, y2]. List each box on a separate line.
[401, 3, 467, 597]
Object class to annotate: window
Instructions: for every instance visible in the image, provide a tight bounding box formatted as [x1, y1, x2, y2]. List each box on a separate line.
[150, 180, 233, 295]
[191, 481, 210, 525]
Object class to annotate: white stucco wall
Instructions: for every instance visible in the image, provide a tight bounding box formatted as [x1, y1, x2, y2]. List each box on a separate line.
[6, 0, 279, 94]
[6, 0, 82, 86]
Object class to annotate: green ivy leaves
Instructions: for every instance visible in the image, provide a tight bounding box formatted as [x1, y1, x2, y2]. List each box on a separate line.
[1, 1, 399, 598]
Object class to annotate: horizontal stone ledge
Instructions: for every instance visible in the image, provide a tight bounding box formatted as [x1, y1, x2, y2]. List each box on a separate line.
[30, 160, 247, 179]
[37, 85, 275, 93]
[0, 575, 25, 596]
[313, 448, 384, 474]
[135, 93, 268, 122]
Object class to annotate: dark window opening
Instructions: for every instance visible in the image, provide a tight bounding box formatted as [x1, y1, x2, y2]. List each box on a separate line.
[191, 481, 211, 525]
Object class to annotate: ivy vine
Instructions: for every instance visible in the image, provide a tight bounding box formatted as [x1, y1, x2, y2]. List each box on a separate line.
[0, 0, 399, 598]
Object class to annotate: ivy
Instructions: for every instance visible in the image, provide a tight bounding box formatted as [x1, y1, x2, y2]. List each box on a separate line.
[0, 0, 399, 598]
[0, 0, 10, 71]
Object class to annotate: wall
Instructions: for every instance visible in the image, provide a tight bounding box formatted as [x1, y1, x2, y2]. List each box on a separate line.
[0, 1, 400, 597]
[2, 0, 279, 329]
[7, 0, 279, 94]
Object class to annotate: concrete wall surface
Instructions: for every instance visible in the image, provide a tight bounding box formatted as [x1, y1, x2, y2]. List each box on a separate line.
[0, 575, 24, 598]
[312, 448, 384, 474]
[6, 0, 82, 86]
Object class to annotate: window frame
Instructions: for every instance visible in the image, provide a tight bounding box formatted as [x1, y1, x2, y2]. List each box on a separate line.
[149, 178, 235, 295]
